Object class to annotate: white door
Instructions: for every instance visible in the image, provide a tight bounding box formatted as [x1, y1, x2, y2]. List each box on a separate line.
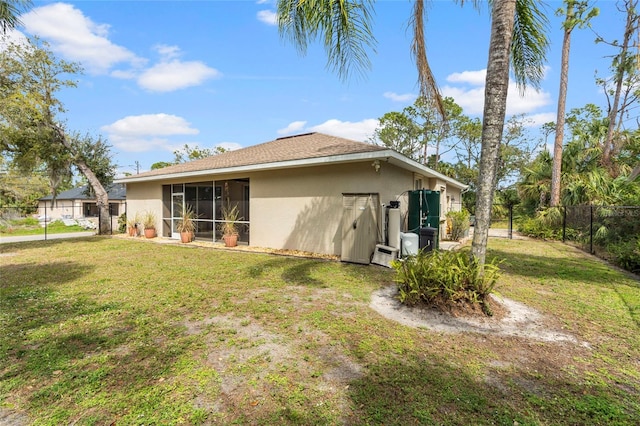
[341, 194, 379, 264]
[171, 193, 184, 239]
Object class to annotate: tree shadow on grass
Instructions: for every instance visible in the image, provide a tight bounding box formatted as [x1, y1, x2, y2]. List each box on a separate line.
[488, 247, 639, 288]
[245, 253, 395, 290]
[1, 283, 196, 424]
[1, 260, 93, 288]
[0, 236, 102, 254]
[346, 352, 638, 425]
[245, 256, 328, 287]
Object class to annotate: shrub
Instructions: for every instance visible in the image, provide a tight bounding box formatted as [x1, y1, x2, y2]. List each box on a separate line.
[117, 213, 127, 233]
[518, 215, 563, 240]
[446, 210, 470, 241]
[607, 237, 640, 274]
[391, 249, 502, 316]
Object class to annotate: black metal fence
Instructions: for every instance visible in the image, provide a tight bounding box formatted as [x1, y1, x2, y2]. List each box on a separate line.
[562, 205, 640, 255]
[0, 204, 123, 242]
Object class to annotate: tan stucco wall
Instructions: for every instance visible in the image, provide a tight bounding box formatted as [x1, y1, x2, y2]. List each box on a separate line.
[124, 160, 464, 255]
[124, 182, 164, 230]
[249, 161, 413, 255]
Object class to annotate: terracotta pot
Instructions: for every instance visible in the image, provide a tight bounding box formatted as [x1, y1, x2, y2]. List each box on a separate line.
[180, 231, 192, 243]
[144, 228, 156, 239]
[128, 226, 137, 237]
[223, 234, 238, 247]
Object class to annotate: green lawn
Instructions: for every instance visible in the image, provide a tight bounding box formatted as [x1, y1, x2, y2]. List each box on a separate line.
[1, 237, 639, 425]
[0, 218, 89, 237]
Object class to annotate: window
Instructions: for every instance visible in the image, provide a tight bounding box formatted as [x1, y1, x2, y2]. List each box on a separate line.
[83, 203, 120, 217]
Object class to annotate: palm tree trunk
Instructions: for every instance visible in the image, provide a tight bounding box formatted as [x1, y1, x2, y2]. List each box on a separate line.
[471, 0, 517, 266]
[550, 4, 573, 207]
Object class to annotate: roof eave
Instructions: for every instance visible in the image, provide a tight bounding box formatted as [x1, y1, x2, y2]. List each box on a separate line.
[115, 150, 468, 190]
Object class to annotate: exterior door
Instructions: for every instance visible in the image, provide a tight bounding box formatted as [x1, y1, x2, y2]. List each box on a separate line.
[171, 193, 184, 239]
[341, 194, 379, 264]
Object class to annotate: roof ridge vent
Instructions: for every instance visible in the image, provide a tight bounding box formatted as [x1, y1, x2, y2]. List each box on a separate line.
[276, 132, 316, 140]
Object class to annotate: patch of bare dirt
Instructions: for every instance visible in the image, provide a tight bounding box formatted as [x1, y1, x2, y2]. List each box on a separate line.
[181, 312, 363, 422]
[370, 285, 582, 344]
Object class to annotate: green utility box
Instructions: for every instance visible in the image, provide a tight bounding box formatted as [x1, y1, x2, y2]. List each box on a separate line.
[408, 190, 440, 249]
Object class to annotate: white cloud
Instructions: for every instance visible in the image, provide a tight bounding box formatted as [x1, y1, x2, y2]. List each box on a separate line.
[383, 91, 417, 103]
[446, 70, 487, 86]
[441, 85, 486, 115]
[308, 119, 378, 141]
[110, 69, 137, 80]
[257, 10, 278, 25]
[102, 113, 199, 136]
[277, 121, 307, 135]
[278, 119, 378, 141]
[505, 86, 552, 115]
[154, 44, 181, 60]
[217, 142, 243, 151]
[0, 29, 28, 48]
[21, 3, 143, 74]
[137, 60, 221, 92]
[101, 114, 200, 153]
[20, 4, 218, 92]
[526, 112, 557, 127]
[442, 68, 552, 116]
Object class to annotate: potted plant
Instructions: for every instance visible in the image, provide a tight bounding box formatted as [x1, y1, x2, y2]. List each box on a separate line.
[142, 210, 157, 239]
[176, 205, 196, 243]
[219, 202, 241, 247]
[127, 212, 140, 237]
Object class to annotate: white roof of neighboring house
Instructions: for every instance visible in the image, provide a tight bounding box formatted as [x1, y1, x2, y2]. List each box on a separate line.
[115, 132, 468, 190]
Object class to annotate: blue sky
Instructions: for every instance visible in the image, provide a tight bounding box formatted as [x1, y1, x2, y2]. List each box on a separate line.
[8, 0, 628, 175]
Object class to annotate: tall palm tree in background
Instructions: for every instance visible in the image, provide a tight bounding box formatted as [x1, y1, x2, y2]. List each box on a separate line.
[550, 0, 599, 207]
[0, 0, 31, 34]
[277, 0, 548, 266]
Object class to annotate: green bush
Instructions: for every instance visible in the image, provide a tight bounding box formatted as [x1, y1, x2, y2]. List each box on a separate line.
[117, 213, 127, 233]
[446, 210, 470, 241]
[518, 215, 563, 240]
[391, 249, 502, 316]
[607, 238, 640, 274]
[21, 217, 40, 226]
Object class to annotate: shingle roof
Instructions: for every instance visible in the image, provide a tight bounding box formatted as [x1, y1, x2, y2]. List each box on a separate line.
[124, 132, 387, 180]
[40, 183, 126, 201]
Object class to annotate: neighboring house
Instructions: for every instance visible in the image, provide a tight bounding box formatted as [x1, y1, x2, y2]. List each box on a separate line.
[116, 133, 468, 261]
[38, 184, 126, 220]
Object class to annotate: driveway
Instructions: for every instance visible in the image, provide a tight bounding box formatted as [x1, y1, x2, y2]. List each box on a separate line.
[0, 231, 96, 244]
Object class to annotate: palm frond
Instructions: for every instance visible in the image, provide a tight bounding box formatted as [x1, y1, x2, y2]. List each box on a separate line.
[410, 0, 444, 119]
[0, 0, 32, 34]
[277, 0, 377, 81]
[511, 0, 550, 93]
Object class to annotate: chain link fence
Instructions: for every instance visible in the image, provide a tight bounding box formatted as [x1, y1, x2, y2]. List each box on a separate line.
[0, 204, 124, 241]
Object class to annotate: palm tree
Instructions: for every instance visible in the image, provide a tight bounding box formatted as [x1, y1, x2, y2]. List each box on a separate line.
[550, 1, 599, 207]
[0, 0, 31, 34]
[277, 0, 549, 266]
[518, 150, 552, 210]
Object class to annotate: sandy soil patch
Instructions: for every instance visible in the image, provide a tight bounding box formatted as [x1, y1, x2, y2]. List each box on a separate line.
[370, 285, 583, 344]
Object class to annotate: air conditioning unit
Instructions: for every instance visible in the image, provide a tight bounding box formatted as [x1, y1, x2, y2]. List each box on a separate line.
[371, 244, 399, 268]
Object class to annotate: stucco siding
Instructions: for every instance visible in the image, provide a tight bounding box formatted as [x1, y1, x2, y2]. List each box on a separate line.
[125, 182, 164, 230]
[123, 160, 462, 256]
[250, 161, 413, 255]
